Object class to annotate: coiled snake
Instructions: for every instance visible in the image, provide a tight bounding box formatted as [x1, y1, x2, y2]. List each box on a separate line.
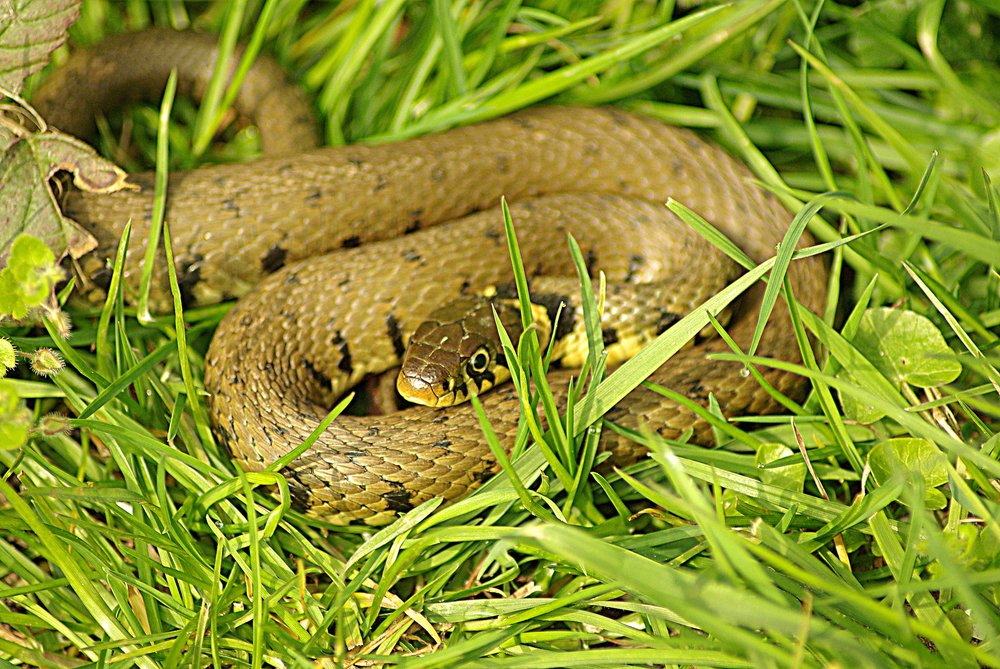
[35, 29, 827, 525]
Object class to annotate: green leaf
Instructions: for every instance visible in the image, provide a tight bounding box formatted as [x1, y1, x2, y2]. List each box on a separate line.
[0, 338, 15, 373]
[869, 438, 949, 509]
[0, 0, 80, 94]
[0, 379, 31, 449]
[1, 131, 131, 268]
[754, 443, 806, 492]
[852, 307, 963, 388]
[0, 233, 59, 319]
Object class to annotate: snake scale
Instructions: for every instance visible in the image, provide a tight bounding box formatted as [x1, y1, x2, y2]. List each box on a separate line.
[35, 29, 827, 525]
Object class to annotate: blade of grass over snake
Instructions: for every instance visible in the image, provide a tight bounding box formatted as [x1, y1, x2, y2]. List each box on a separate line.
[707, 310, 805, 416]
[750, 195, 831, 357]
[566, 235, 603, 381]
[95, 220, 131, 378]
[472, 391, 551, 524]
[136, 69, 176, 324]
[263, 393, 354, 473]
[571, 259, 772, 432]
[667, 199, 755, 270]
[499, 198, 574, 481]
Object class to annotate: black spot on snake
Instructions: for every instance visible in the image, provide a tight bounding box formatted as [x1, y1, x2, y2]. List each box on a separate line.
[261, 245, 287, 273]
[306, 189, 322, 201]
[338, 278, 350, 287]
[656, 309, 680, 334]
[687, 379, 708, 400]
[402, 249, 422, 262]
[283, 467, 316, 510]
[215, 419, 231, 450]
[90, 265, 113, 293]
[374, 175, 388, 191]
[432, 439, 452, 449]
[625, 254, 644, 282]
[283, 272, 301, 286]
[221, 197, 241, 217]
[468, 370, 494, 393]
[347, 157, 365, 168]
[177, 254, 204, 307]
[474, 466, 495, 485]
[531, 292, 575, 341]
[605, 405, 625, 421]
[602, 327, 619, 346]
[382, 484, 413, 512]
[302, 359, 331, 388]
[330, 330, 352, 375]
[584, 249, 597, 275]
[367, 426, 380, 437]
[491, 282, 517, 300]
[385, 313, 406, 359]
[693, 331, 714, 346]
[608, 109, 629, 126]
[341, 236, 361, 249]
[405, 219, 421, 234]
[431, 414, 450, 424]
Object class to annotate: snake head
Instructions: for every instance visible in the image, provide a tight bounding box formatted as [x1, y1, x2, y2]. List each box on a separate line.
[397, 296, 545, 407]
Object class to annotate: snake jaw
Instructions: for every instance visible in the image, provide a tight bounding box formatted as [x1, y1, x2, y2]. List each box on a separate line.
[396, 364, 459, 408]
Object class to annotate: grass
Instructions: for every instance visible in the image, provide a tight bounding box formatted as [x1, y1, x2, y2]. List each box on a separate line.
[2, 0, 1000, 666]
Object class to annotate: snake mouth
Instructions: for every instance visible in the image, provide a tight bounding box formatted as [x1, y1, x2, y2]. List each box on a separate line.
[396, 370, 460, 408]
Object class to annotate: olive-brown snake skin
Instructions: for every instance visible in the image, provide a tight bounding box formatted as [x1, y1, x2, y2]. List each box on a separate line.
[36, 30, 827, 525]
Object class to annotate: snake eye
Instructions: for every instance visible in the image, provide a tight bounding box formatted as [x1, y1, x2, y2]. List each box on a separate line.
[467, 349, 490, 374]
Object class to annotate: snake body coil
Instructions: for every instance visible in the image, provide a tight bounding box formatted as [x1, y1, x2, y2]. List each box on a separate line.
[36, 30, 827, 525]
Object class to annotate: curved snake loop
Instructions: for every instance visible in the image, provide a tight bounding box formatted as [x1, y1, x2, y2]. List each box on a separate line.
[34, 29, 828, 525]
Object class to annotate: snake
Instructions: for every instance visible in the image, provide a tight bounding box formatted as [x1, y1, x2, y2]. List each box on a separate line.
[34, 29, 828, 525]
